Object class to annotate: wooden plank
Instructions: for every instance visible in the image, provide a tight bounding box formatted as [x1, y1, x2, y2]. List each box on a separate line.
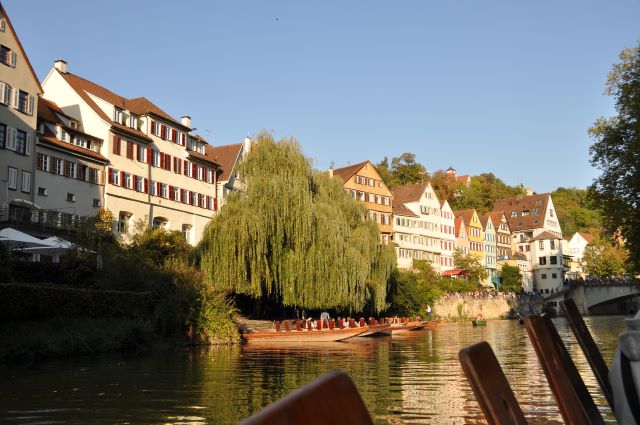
[560, 299, 614, 408]
[524, 315, 605, 425]
[459, 341, 528, 425]
[240, 370, 373, 425]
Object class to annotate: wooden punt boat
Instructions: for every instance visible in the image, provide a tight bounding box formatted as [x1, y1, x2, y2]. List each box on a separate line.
[389, 320, 424, 335]
[357, 324, 392, 337]
[242, 326, 367, 343]
[472, 319, 487, 327]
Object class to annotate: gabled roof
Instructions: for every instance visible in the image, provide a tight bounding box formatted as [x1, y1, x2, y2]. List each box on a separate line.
[577, 232, 595, 243]
[187, 149, 220, 167]
[453, 209, 477, 227]
[205, 143, 243, 181]
[38, 98, 102, 142]
[488, 211, 509, 232]
[493, 193, 550, 232]
[38, 127, 108, 163]
[0, 4, 42, 94]
[126, 97, 189, 129]
[479, 214, 492, 231]
[531, 231, 561, 241]
[454, 216, 466, 236]
[392, 181, 430, 204]
[331, 160, 370, 182]
[392, 202, 419, 218]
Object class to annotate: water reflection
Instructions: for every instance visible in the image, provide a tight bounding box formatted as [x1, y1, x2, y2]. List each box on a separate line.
[0, 316, 627, 424]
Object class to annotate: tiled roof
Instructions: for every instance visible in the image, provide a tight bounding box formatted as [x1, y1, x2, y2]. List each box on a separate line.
[38, 98, 102, 143]
[392, 181, 429, 204]
[205, 143, 243, 181]
[453, 209, 476, 227]
[531, 231, 561, 241]
[488, 211, 509, 232]
[331, 160, 369, 182]
[454, 216, 465, 235]
[578, 232, 595, 243]
[187, 149, 220, 166]
[38, 128, 108, 163]
[0, 4, 42, 94]
[493, 193, 550, 232]
[479, 214, 490, 230]
[57, 71, 186, 141]
[392, 202, 419, 218]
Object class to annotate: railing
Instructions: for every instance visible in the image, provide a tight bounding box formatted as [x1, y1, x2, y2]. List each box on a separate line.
[0, 206, 98, 237]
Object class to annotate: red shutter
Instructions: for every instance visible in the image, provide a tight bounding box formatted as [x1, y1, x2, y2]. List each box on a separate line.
[108, 168, 113, 184]
[159, 153, 165, 169]
[146, 147, 152, 164]
[180, 189, 185, 203]
[137, 145, 143, 162]
[172, 129, 177, 143]
[144, 178, 149, 193]
[166, 155, 172, 171]
[184, 161, 188, 175]
[156, 182, 161, 195]
[169, 186, 175, 199]
[113, 136, 121, 155]
[180, 133, 185, 146]
[214, 198, 218, 211]
[150, 121, 156, 135]
[120, 171, 125, 187]
[192, 163, 196, 177]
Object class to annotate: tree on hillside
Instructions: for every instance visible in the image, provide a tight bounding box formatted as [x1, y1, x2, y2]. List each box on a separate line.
[588, 43, 640, 272]
[499, 265, 523, 293]
[551, 187, 603, 237]
[446, 173, 525, 213]
[430, 169, 466, 203]
[582, 241, 629, 277]
[376, 153, 428, 189]
[198, 132, 396, 313]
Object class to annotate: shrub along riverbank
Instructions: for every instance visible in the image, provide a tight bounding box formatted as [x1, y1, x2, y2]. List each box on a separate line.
[0, 223, 240, 364]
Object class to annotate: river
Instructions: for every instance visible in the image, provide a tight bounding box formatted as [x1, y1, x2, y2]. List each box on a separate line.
[0, 316, 627, 424]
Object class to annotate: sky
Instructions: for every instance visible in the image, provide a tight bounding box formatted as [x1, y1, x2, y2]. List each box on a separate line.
[6, 0, 640, 192]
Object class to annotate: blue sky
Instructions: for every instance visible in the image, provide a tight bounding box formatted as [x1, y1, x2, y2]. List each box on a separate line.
[6, 1, 640, 192]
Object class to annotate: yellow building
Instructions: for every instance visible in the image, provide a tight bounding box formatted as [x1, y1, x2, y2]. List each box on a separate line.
[454, 209, 484, 262]
[331, 160, 392, 243]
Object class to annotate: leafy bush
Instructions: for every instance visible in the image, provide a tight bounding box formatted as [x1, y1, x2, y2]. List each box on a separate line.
[0, 284, 155, 320]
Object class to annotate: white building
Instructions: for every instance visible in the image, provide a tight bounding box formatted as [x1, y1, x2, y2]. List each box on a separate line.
[41, 60, 221, 244]
[480, 213, 498, 287]
[531, 231, 565, 294]
[392, 181, 442, 270]
[439, 199, 456, 272]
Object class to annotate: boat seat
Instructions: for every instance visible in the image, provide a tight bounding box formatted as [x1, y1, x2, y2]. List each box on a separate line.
[239, 370, 374, 425]
[274, 321, 281, 332]
[560, 299, 614, 408]
[359, 318, 366, 327]
[328, 319, 335, 330]
[295, 320, 302, 331]
[307, 321, 313, 331]
[524, 315, 605, 425]
[349, 319, 356, 328]
[284, 321, 290, 332]
[459, 341, 528, 425]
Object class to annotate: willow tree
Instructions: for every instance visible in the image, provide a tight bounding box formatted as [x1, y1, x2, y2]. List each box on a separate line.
[198, 132, 396, 312]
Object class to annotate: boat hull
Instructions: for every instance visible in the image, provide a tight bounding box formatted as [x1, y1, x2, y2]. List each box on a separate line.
[357, 324, 392, 337]
[243, 327, 367, 343]
[472, 320, 487, 327]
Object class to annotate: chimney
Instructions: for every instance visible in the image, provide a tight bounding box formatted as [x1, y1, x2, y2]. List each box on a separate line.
[181, 115, 192, 129]
[54, 59, 67, 73]
[243, 137, 253, 156]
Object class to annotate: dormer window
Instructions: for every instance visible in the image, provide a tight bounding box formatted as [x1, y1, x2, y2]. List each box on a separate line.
[60, 129, 68, 142]
[522, 210, 530, 216]
[114, 108, 123, 124]
[129, 115, 138, 130]
[69, 121, 78, 130]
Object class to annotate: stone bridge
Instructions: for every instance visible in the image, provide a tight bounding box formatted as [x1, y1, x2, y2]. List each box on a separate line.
[564, 284, 640, 315]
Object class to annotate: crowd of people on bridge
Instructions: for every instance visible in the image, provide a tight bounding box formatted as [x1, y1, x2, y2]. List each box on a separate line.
[564, 275, 638, 287]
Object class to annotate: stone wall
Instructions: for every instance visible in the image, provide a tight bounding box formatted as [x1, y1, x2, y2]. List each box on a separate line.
[433, 293, 544, 320]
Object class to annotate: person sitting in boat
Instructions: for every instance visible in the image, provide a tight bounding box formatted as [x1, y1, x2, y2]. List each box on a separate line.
[476, 313, 484, 321]
[306, 317, 316, 330]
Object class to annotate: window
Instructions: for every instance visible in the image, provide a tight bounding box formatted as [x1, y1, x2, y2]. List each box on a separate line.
[369, 178, 374, 187]
[93, 199, 101, 207]
[384, 197, 389, 206]
[538, 240, 544, 250]
[0, 44, 16, 67]
[118, 212, 131, 233]
[21, 171, 31, 193]
[152, 150, 160, 167]
[161, 184, 168, 199]
[37, 153, 49, 171]
[182, 224, 192, 243]
[152, 217, 167, 229]
[114, 108, 123, 124]
[124, 173, 132, 189]
[550, 240, 555, 250]
[7, 166, 17, 190]
[17, 90, 28, 113]
[136, 175, 144, 192]
[0, 123, 5, 148]
[550, 256, 558, 265]
[539, 256, 547, 265]
[66, 161, 77, 179]
[55, 158, 64, 175]
[368, 193, 374, 203]
[15, 129, 26, 154]
[552, 273, 557, 279]
[37, 187, 47, 196]
[129, 115, 138, 129]
[550, 209, 554, 217]
[511, 211, 517, 217]
[66, 193, 76, 202]
[541, 273, 547, 279]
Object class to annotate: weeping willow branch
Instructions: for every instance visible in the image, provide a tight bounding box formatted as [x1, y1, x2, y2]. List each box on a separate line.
[197, 132, 395, 312]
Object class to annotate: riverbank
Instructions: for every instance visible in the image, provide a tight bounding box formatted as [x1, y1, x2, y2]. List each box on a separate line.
[434, 291, 544, 320]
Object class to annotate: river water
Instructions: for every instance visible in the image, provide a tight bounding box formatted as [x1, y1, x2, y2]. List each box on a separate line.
[0, 316, 627, 424]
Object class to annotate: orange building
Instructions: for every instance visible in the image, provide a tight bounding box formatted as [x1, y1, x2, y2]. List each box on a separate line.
[331, 160, 393, 243]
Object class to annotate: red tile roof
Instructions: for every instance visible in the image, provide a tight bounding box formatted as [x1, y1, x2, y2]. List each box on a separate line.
[488, 211, 509, 232]
[479, 213, 491, 230]
[205, 143, 243, 181]
[0, 4, 43, 94]
[493, 194, 550, 232]
[578, 232, 595, 243]
[38, 128, 108, 163]
[187, 149, 220, 167]
[531, 231, 561, 241]
[453, 209, 477, 228]
[331, 160, 370, 182]
[454, 216, 465, 235]
[38, 98, 103, 143]
[392, 202, 419, 218]
[392, 181, 429, 204]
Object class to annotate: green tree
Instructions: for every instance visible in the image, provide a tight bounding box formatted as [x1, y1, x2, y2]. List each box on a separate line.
[450, 173, 526, 213]
[376, 153, 428, 189]
[453, 250, 487, 285]
[582, 241, 628, 277]
[551, 187, 602, 237]
[499, 264, 522, 293]
[198, 132, 396, 313]
[588, 43, 640, 272]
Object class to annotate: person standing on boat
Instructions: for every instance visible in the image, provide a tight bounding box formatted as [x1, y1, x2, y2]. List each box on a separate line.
[321, 310, 330, 328]
[425, 305, 432, 320]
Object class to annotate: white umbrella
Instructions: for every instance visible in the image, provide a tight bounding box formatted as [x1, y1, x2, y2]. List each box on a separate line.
[0, 228, 52, 251]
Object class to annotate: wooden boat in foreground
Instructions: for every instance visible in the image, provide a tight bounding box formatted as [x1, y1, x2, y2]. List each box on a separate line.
[389, 320, 424, 335]
[472, 319, 487, 327]
[242, 319, 369, 343]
